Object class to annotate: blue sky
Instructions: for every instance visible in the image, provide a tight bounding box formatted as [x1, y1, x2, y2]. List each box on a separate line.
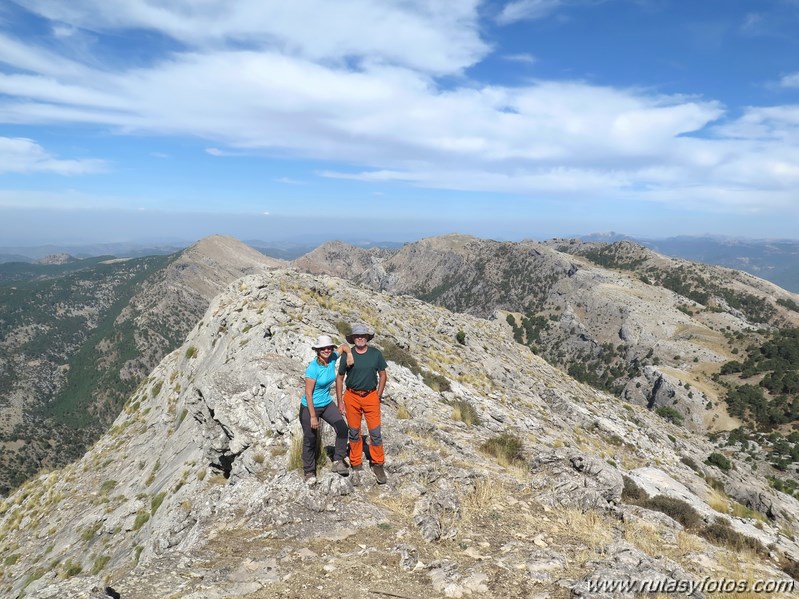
[1, 0, 799, 245]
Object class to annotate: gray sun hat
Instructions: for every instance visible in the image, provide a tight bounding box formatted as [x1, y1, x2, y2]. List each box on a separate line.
[346, 323, 374, 344]
[311, 335, 336, 350]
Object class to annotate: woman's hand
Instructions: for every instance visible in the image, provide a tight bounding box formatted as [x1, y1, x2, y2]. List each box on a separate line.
[310, 414, 319, 429]
[339, 343, 355, 367]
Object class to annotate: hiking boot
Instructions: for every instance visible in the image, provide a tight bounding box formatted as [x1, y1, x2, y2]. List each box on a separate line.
[351, 464, 364, 472]
[331, 460, 349, 476]
[371, 463, 387, 485]
[304, 473, 317, 485]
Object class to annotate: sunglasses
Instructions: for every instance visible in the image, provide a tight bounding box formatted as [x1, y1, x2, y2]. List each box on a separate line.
[318, 346, 334, 352]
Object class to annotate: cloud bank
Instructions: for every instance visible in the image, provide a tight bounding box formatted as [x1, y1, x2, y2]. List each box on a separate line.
[0, 0, 796, 213]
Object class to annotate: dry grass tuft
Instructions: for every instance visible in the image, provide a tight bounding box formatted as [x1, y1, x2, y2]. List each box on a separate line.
[708, 488, 731, 514]
[461, 478, 505, 520]
[374, 494, 416, 518]
[287, 435, 303, 471]
[558, 508, 614, 554]
[676, 530, 705, 554]
[623, 519, 663, 555]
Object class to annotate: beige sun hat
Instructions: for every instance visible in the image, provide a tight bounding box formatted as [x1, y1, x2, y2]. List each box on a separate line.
[311, 335, 336, 350]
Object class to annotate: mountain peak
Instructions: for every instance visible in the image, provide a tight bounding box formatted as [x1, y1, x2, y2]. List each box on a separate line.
[183, 235, 284, 268]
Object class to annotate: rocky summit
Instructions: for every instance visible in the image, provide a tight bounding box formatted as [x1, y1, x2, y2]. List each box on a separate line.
[1, 269, 798, 598]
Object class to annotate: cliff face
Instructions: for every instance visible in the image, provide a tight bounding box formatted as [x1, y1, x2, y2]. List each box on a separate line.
[1, 269, 797, 598]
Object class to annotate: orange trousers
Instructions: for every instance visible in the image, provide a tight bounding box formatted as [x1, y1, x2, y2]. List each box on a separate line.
[343, 389, 384, 467]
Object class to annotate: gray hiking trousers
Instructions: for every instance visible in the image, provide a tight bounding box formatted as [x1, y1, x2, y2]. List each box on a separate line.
[299, 402, 348, 475]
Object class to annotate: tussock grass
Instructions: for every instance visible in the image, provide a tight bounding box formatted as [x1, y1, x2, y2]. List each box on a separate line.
[374, 494, 416, 516]
[422, 371, 451, 392]
[708, 488, 731, 514]
[451, 399, 480, 427]
[396, 405, 411, 419]
[480, 432, 524, 467]
[559, 508, 613, 553]
[461, 478, 504, 520]
[623, 519, 662, 555]
[730, 501, 767, 522]
[699, 517, 765, 554]
[288, 435, 303, 471]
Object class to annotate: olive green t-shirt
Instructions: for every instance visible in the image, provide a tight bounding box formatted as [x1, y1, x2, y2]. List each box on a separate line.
[338, 346, 387, 391]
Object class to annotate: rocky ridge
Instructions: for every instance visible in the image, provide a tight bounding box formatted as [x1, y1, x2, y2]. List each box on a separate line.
[1, 268, 797, 598]
[0, 235, 283, 496]
[294, 235, 799, 435]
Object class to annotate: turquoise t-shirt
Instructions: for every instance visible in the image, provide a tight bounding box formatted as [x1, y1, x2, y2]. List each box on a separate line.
[301, 352, 339, 408]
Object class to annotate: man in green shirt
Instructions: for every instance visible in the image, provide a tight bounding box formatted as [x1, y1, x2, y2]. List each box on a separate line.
[336, 323, 388, 484]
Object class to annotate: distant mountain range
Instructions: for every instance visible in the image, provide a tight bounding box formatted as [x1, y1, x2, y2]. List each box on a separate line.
[576, 232, 799, 292]
[3, 234, 797, 291]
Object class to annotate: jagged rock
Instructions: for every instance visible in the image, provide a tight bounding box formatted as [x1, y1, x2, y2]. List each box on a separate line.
[413, 489, 461, 542]
[526, 549, 568, 583]
[530, 449, 624, 510]
[24, 578, 110, 599]
[572, 542, 705, 598]
[395, 544, 420, 571]
[625, 366, 705, 431]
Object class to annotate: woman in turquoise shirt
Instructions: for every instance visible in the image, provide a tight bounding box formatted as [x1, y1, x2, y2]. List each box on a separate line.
[300, 335, 353, 483]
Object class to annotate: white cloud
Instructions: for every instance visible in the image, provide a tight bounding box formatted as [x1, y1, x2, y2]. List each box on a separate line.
[0, 1, 796, 214]
[780, 72, 799, 88]
[502, 53, 537, 64]
[20, 0, 487, 75]
[497, 0, 564, 25]
[0, 137, 105, 175]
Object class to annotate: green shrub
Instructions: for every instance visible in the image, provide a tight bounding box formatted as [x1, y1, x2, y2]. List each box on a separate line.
[480, 432, 524, 466]
[706, 452, 732, 472]
[456, 330, 466, 345]
[185, 346, 197, 359]
[91, 555, 110, 575]
[680, 456, 700, 473]
[62, 559, 82, 578]
[132, 511, 150, 531]
[151, 492, 167, 515]
[335, 320, 352, 338]
[4, 554, 20, 566]
[699, 517, 764, 553]
[639, 495, 702, 529]
[655, 406, 684, 425]
[621, 476, 648, 503]
[80, 521, 102, 541]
